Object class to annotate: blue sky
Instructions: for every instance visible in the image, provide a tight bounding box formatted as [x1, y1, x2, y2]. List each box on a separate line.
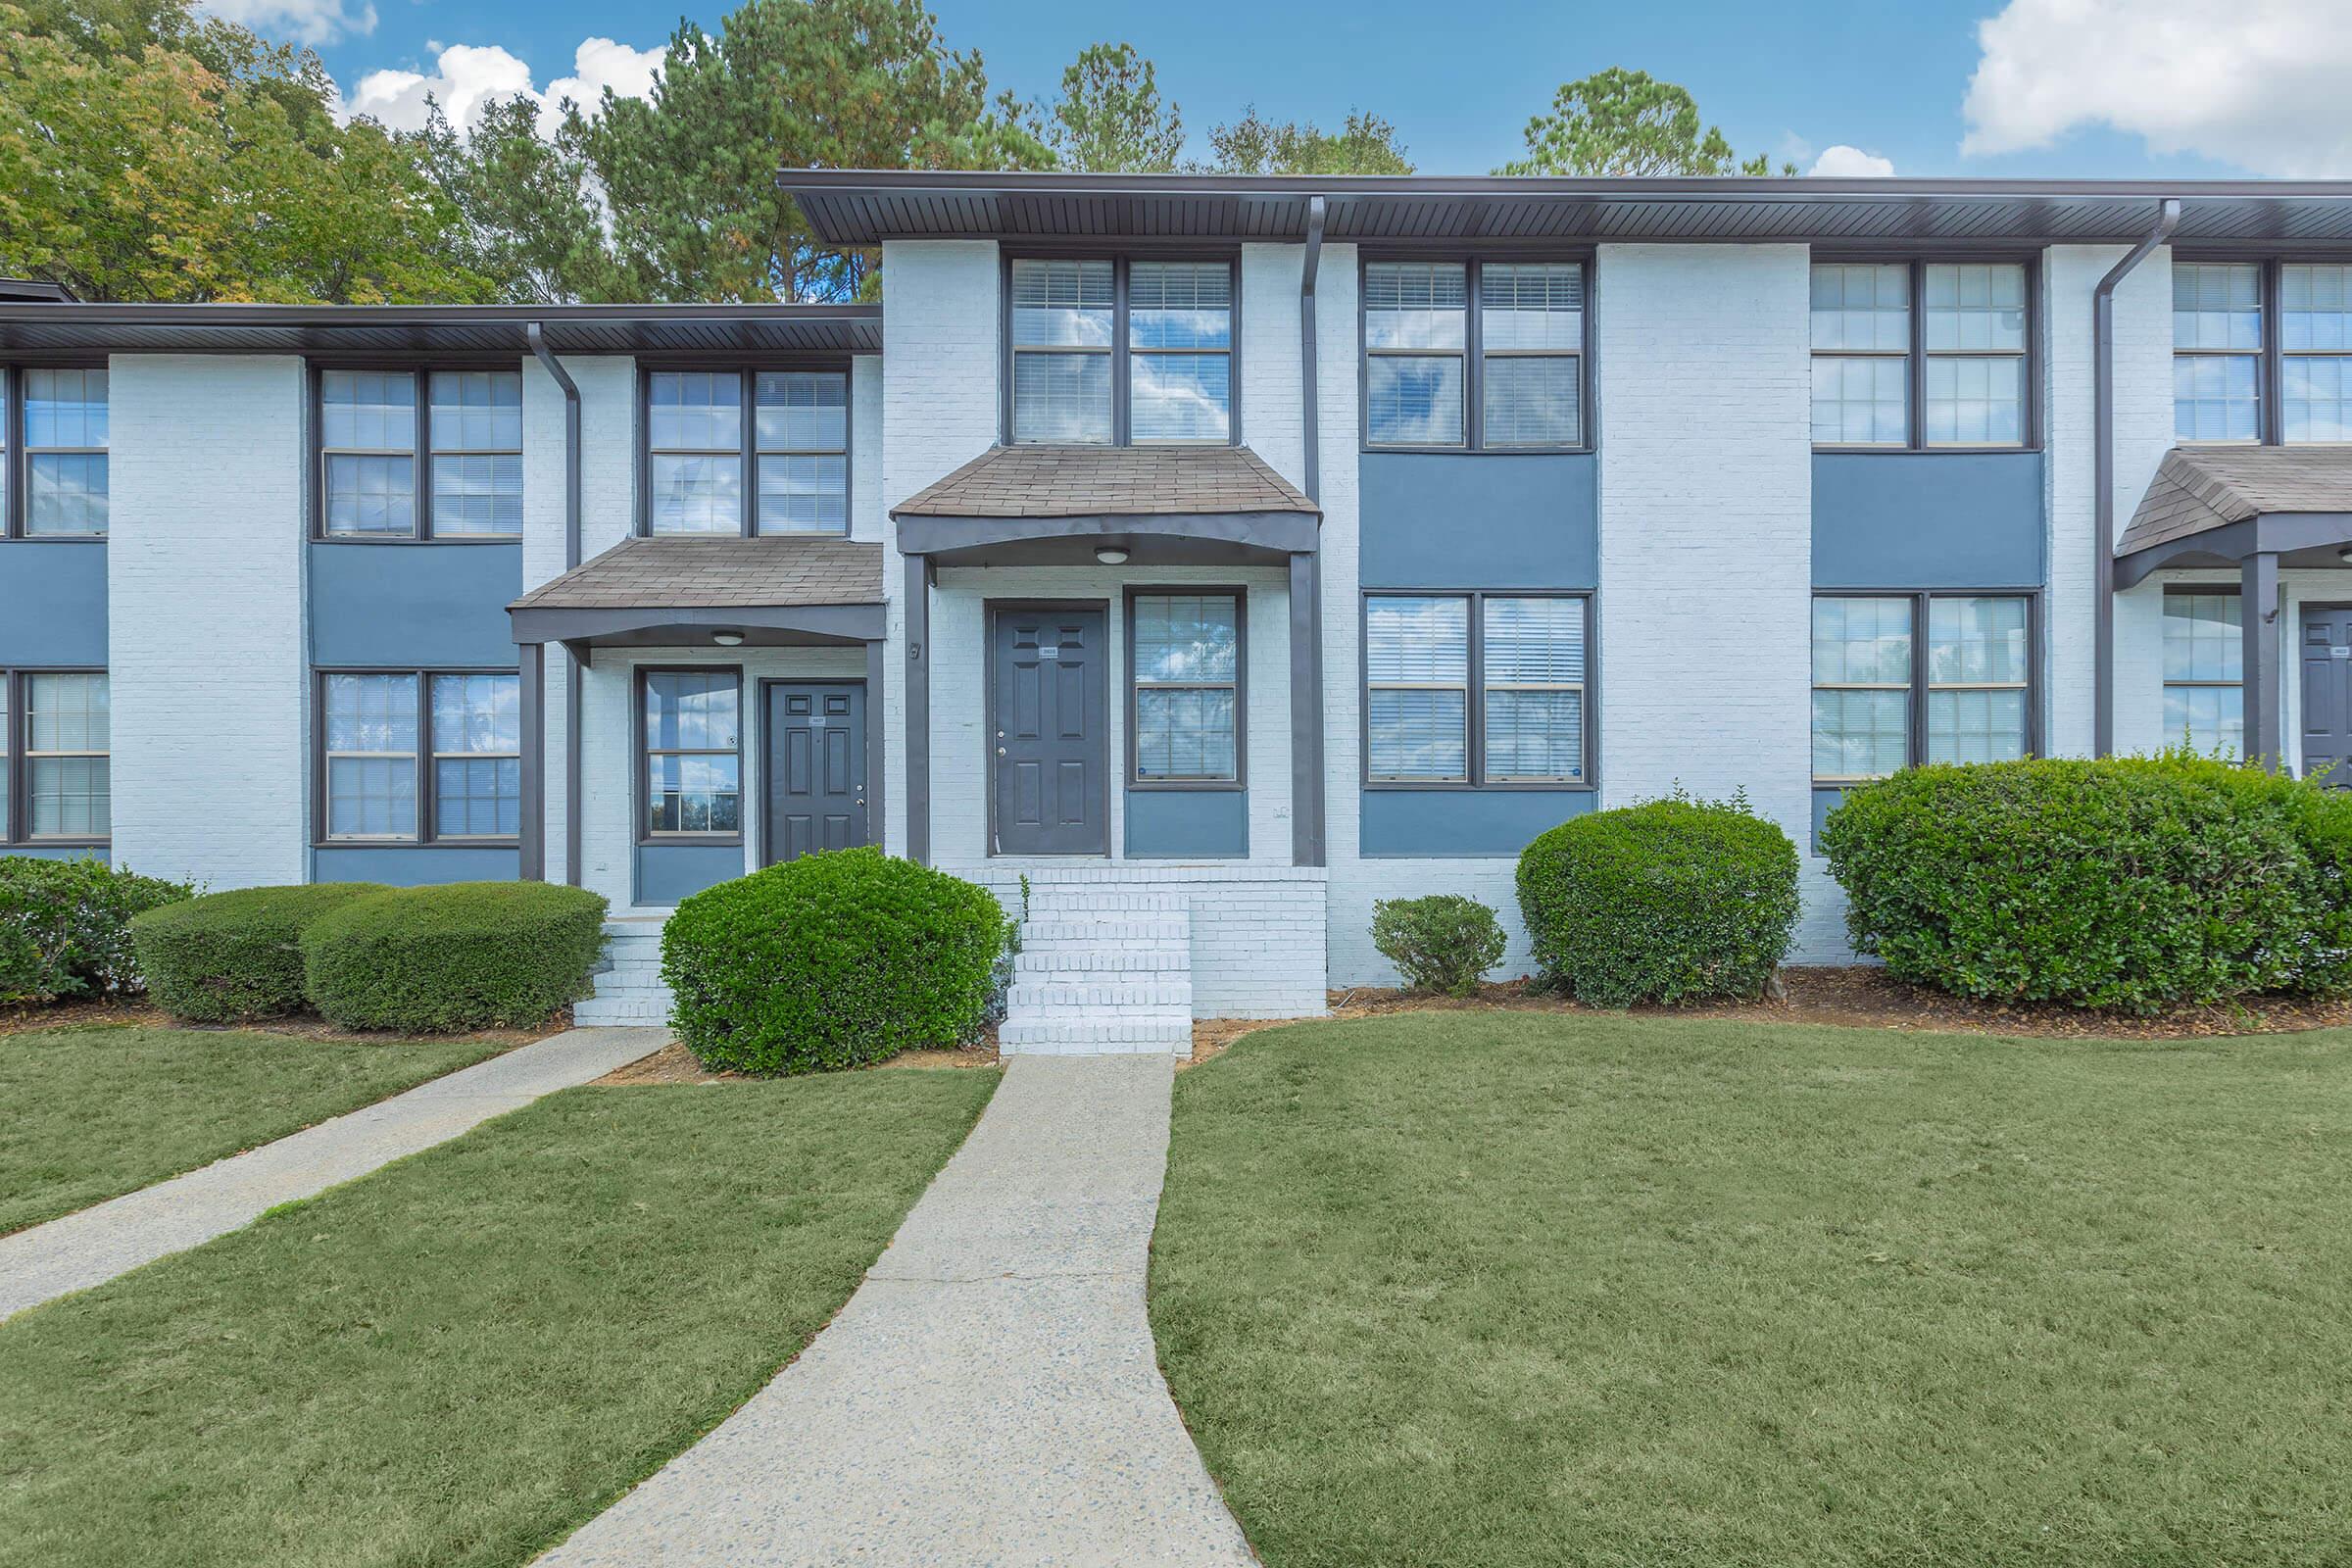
[246, 0, 2339, 180]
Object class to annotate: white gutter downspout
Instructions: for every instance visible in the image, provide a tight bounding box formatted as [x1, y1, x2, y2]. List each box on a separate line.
[2092, 198, 2180, 756]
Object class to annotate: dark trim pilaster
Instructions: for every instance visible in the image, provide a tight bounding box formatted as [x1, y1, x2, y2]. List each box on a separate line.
[1289, 549, 1325, 866]
[904, 553, 931, 864]
[518, 641, 546, 880]
[2242, 551, 2282, 770]
[865, 636, 887, 857]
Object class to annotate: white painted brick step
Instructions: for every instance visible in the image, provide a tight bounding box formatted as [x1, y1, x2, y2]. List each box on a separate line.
[1006, 981, 1195, 1012]
[999, 890, 1196, 1056]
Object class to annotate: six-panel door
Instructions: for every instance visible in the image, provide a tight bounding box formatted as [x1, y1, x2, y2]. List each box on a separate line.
[763, 681, 867, 863]
[991, 606, 1108, 856]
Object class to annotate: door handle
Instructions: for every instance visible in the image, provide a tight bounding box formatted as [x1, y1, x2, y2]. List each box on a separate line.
[997, 747, 1007, 757]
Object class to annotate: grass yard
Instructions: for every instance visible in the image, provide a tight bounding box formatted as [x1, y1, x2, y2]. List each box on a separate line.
[0, 1070, 997, 1568]
[0, 1026, 511, 1234]
[1152, 1013, 2352, 1567]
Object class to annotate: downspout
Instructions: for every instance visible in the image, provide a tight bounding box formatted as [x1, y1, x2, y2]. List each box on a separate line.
[526, 321, 585, 887]
[2092, 198, 2180, 757]
[1290, 196, 1329, 867]
[1300, 195, 1325, 502]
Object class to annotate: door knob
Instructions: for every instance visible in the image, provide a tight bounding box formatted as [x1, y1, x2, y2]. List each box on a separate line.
[997, 747, 1007, 756]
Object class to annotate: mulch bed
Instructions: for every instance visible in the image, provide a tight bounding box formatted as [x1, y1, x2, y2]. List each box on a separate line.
[0, 995, 564, 1048]
[594, 1036, 1001, 1086]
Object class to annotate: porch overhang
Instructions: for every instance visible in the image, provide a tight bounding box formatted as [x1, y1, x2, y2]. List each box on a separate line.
[506, 537, 887, 650]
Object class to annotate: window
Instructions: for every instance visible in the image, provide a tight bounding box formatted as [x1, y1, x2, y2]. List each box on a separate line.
[1365, 263, 1466, 448]
[9, 671, 111, 841]
[321, 370, 417, 536]
[22, 368, 109, 535]
[1811, 593, 2034, 780]
[1364, 593, 1590, 786]
[1362, 259, 1588, 451]
[642, 669, 741, 837]
[429, 370, 523, 535]
[1005, 258, 1236, 446]
[2163, 591, 2244, 756]
[2282, 264, 2352, 442]
[318, 368, 521, 539]
[1811, 261, 2032, 449]
[1480, 264, 1585, 448]
[646, 368, 849, 536]
[2174, 262, 2262, 441]
[1128, 592, 1242, 785]
[318, 669, 520, 842]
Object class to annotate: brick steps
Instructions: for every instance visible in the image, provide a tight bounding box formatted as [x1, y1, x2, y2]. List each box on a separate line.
[574, 921, 670, 1027]
[999, 888, 1194, 1057]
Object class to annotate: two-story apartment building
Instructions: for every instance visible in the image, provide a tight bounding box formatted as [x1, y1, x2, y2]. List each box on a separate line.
[5, 175, 2350, 1049]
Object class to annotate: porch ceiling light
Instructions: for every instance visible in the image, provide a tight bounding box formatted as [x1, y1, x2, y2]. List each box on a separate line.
[1095, 546, 1131, 565]
[2339, 547, 2352, 564]
[712, 629, 745, 647]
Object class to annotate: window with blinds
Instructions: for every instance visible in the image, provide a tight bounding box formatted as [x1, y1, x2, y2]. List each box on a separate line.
[1129, 263, 1232, 443]
[1130, 593, 1241, 783]
[2174, 262, 2263, 441]
[1011, 259, 1115, 444]
[1365, 593, 1590, 785]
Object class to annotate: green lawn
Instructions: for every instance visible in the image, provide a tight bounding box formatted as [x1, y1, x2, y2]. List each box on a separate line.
[1152, 1013, 2352, 1567]
[0, 1026, 511, 1234]
[0, 1070, 997, 1568]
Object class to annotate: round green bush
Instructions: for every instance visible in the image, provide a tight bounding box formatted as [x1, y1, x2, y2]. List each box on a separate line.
[1370, 894, 1507, 997]
[0, 857, 193, 1004]
[1821, 753, 2352, 1012]
[1516, 794, 1799, 1007]
[661, 847, 1008, 1074]
[301, 881, 610, 1032]
[131, 883, 385, 1022]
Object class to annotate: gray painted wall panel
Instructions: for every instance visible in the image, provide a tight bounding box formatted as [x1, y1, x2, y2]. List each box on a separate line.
[309, 543, 523, 668]
[1812, 453, 2044, 588]
[1124, 789, 1248, 858]
[1359, 453, 1597, 590]
[0, 845, 106, 864]
[1359, 789, 1594, 858]
[636, 843, 743, 905]
[312, 845, 521, 885]
[0, 542, 107, 666]
[1812, 786, 1849, 850]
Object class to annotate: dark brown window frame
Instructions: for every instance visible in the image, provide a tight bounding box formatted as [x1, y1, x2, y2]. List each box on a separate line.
[1357, 252, 1595, 455]
[308, 361, 524, 544]
[635, 663, 747, 847]
[1123, 585, 1248, 792]
[999, 252, 1243, 449]
[637, 361, 856, 539]
[311, 666, 523, 849]
[1, 665, 111, 848]
[1809, 253, 2042, 454]
[3, 361, 111, 541]
[1808, 587, 2043, 784]
[1358, 588, 1596, 792]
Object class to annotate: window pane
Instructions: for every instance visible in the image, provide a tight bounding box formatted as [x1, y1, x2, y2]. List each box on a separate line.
[2163, 684, 2244, 757]
[1481, 264, 1583, 352]
[324, 672, 417, 754]
[1487, 689, 1584, 781]
[1132, 354, 1231, 442]
[328, 757, 416, 838]
[1365, 263, 1467, 351]
[757, 454, 849, 534]
[1924, 355, 2026, 445]
[648, 755, 741, 834]
[1484, 598, 1585, 682]
[1135, 688, 1238, 781]
[1924, 263, 2027, 352]
[24, 368, 110, 447]
[1812, 689, 1909, 778]
[324, 453, 416, 535]
[1012, 352, 1112, 444]
[648, 371, 741, 451]
[435, 759, 521, 838]
[319, 369, 416, 452]
[645, 671, 739, 752]
[1484, 357, 1580, 447]
[430, 453, 521, 535]
[1134, 595, 1239, 683]
[427, 370, 521, 452]
[24, 369, 110, 535]
[26, 672, 109, 752]
[2176, 263, 2263, 351]
[26, 452, 109, 535]
[1010, 259, 1113, 347]
[1366, 597, 1469, 683]
[430, 672, 519, 755]
[649, 454, 742, 533]
[2283, 356, 2352, 442]
[1929, 597, 2030, 685]
[1367, 690, 1467, 781]
[1366, 356, 1464, 446]
[2163, 593, 2242, 682]
[1812, 597, 1913, 684]
[1810, 264, 1910, 351]
[1130, 262, 1231, 349]
[2175, 354, 2262, 441]
[1927, 688, 2028, 764]
[30, 757, 110, 838]
[2282, 265, 2352, 353]
[755, 371, 848, 452]
[1811, 357, 1907, 444]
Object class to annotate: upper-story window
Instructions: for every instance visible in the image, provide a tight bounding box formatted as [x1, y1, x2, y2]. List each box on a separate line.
[646, 368, 849, 535]
[318, 368, 521, 539]
[1362, 260, 1586, 450]
[1007, 258, 1235, 446]
[1810, 261, 2033, 450]
[2174, 260, 2352, 444]
[3, 367, 110, 537]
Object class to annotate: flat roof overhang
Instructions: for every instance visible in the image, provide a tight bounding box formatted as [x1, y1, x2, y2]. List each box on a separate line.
[0, 302, 882, 358]
[2116, 513, 2352, 588]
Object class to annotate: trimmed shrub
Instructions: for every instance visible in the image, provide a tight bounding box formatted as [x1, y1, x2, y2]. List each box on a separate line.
[1517, 793, 1799, 1007]
[0, 857, 193, 1004]
[662, 847, 1007, 1075]
[1821, 752, 2352, 1012]
[1371, 894, 1506, 997]
[301, 881, 610, 1032]
[132, 883, 386, 1022]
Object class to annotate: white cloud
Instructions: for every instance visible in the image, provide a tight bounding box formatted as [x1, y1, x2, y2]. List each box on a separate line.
[340, 36, 662, 137]
[1962, 0, 2352, 175]
[200, 0, 375, 45]
[1810, 145, 1895, 177]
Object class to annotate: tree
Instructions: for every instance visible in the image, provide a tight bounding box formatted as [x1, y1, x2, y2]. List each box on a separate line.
[1498, 68, 1792, 177]
[416, 95, 619, 303]
[1032, 42, 1183, 173]
[1206, 107, 1412, 175]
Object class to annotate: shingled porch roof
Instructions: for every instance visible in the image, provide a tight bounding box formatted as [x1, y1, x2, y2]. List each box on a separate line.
[2115, 446, 2352, 586]
[508, 537, 886, 648]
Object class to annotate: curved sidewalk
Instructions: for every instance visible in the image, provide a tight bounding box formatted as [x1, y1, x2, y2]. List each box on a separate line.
[537, 1053, 1256, 1568]
[0, 1026, 665, 1323]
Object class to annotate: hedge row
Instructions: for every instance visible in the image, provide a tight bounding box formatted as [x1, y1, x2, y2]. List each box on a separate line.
[0, 857, 194, 1004]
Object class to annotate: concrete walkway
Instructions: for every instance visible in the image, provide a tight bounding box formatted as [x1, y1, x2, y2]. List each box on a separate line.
[0, 1026, 664, 1323]
[537, 1054, 1256, 1568]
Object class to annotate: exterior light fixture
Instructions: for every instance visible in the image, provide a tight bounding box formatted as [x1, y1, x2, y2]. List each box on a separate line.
[2339, 547, 2352, 564]
[712, 630, 745, 647]
[1095, 546, 1131, 565]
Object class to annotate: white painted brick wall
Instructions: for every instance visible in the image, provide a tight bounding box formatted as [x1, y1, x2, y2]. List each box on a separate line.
[108, 355, 307, 888]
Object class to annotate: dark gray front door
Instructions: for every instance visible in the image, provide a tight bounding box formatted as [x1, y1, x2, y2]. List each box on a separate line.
[2303, 607, 2352, 785]
[764, 682, 866, 863]
[992, 606, 1107, 856]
